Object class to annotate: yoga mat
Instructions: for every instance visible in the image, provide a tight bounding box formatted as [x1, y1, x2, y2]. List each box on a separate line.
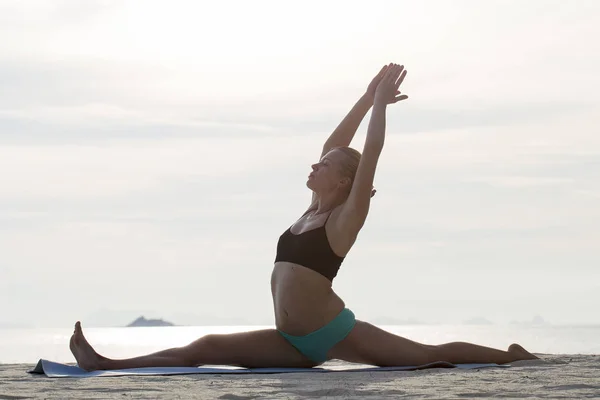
[29, 359, 509, 378]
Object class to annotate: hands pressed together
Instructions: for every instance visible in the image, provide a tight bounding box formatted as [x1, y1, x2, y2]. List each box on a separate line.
[366, 63, 408, 106]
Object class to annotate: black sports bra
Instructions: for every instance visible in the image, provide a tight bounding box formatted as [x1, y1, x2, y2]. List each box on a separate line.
[274, 212, 345, 281]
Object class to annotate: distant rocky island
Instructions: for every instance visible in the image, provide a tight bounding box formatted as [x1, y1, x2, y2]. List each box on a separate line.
[126, 316, 175, 327]
[510, 315, 550, 326]
[463, 317, 494, 325]
[370, 317, 430, 325]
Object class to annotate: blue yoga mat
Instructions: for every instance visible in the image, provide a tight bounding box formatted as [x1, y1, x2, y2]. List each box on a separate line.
[29, 359, 509, 378]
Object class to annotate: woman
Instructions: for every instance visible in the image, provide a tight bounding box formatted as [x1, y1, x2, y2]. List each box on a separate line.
[70, 63, 538, 371]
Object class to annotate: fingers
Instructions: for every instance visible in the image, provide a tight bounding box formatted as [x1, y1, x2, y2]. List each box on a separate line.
[383, 64, 404, 83]
[377, 63, 393, 81]
[377, 63, 409, 102]
[391, 65, 404, 84]
[381, 63, 396, 81]
[395, 69, 408, 88]
[376, 64, 389, 78]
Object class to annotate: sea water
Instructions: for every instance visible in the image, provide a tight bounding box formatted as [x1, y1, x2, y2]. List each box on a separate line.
[0, 324, 598, 364]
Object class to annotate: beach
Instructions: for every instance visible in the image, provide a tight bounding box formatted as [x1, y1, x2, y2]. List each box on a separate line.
[1, 354, 598, 399]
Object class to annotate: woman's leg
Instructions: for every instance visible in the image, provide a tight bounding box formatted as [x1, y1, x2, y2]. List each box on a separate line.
[70, 321, 318, 371]
[328, 320, 538, 367]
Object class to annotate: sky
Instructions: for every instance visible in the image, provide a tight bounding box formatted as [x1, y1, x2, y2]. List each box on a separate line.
[0, 0, 599, 328]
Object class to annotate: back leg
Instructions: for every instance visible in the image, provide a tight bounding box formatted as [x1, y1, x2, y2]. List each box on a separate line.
[70, 321, 318, 371]
[329, 320, 538, 366]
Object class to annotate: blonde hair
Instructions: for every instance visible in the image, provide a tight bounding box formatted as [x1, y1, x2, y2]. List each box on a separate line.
[334, 146, 376, 197]
[334, 146, 361, 182]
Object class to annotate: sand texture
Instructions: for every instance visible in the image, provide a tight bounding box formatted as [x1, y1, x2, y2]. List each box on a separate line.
[1, 355, 598, 399]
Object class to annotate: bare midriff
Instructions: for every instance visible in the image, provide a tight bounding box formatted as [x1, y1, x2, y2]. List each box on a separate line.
[271, 262, 345, 335]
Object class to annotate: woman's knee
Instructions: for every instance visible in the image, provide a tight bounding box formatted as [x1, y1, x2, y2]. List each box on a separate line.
[428, 342, 469, 363]
[181, 334, 225, 366]
[192, 334, 228, 353]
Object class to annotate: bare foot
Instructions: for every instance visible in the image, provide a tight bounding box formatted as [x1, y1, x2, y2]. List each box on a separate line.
[69, 321, 105, 371]
[508, 343, 539, 361]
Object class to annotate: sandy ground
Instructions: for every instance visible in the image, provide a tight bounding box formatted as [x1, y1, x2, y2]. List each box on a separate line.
[1, 355, 598, 399]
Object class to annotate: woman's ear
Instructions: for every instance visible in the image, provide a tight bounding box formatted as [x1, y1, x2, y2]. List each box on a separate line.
[338, 177, 352, 189]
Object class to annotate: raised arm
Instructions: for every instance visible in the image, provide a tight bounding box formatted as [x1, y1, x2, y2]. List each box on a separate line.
[338, 64, 408, 232]
[320, 65, 390, 157]
[308, 65, 393, 207]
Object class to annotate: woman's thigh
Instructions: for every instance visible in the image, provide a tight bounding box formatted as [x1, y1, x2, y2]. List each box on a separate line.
[184, 328, 319, 368]
[328, 320, 435, 366]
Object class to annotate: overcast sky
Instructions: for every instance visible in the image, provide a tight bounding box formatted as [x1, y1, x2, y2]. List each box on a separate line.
[1, 0, 599, 328]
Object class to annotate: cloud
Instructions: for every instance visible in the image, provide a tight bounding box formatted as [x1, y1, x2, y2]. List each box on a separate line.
[0, 57, 172, 109]
[575, 189, 600, 199]
[0, 99, 591, 147]
[0, 104, 276, 133]
[461, 176, 575, 189]
[1, 1, 598, 139]
[0, 134, 322, 202]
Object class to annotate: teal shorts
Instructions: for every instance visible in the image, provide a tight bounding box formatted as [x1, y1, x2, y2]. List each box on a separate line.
[278, 308, 356, 363]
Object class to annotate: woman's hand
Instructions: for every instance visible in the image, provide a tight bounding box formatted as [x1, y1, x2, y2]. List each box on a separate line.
[374, 63, 408, 106]
[365, 65, 389, 100]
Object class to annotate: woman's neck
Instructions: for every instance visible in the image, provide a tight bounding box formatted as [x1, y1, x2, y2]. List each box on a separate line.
[312, 191, 346, 215]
